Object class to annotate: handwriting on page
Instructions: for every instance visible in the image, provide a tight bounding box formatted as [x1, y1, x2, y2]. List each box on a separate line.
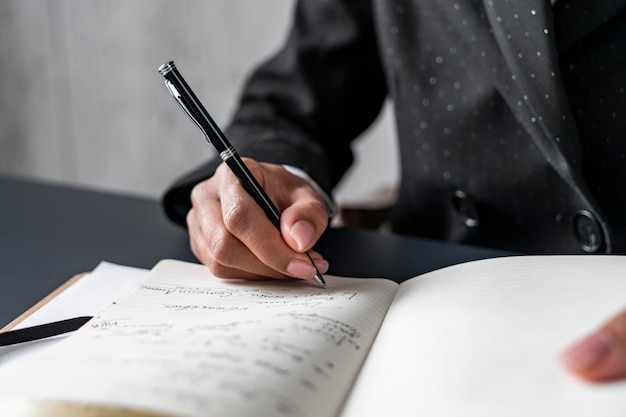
[10, 272, 396, 417]
[140, 282, 358, 308]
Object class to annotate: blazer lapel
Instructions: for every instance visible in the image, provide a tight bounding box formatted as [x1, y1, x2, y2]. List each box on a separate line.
[476, 0, 619, 249]
[435, 0, 581, 187]
[480, 0, 583, 189]
[426, 0, 625, 193]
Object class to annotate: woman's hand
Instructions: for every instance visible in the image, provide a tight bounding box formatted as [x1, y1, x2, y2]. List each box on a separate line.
[186, 158, 330, 281]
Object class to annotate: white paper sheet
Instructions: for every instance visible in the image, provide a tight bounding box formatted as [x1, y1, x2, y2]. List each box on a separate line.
[0, 262, 148, 365]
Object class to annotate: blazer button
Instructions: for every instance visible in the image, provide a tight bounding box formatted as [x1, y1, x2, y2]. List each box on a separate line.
[573, 210, 603, 253]
[451, 190, 479, 228]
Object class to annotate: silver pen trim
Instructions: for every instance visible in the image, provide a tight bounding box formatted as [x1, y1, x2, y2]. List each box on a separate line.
[219, 147, 236, 161]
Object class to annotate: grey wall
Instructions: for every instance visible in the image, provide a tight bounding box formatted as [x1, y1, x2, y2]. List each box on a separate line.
[0, 0, 397, 204]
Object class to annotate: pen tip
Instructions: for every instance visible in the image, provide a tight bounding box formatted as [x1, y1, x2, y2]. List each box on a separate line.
[314, 272, 327, 289]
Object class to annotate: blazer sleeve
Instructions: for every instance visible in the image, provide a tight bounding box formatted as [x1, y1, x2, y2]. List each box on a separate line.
[162, 0, 387, 227]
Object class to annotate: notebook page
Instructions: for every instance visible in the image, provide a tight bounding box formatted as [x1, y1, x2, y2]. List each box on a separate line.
[0, 262, 148, 371]
[341, 255, 626, 417]
[0, 260, 397, 417]
[11, 262, 148, 330]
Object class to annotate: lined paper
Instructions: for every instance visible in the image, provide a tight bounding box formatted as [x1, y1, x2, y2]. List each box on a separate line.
[341, 255, 626, 417]
[0, 260, 398, 417]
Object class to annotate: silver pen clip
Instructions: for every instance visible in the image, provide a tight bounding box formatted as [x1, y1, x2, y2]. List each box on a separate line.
[163, 79, 212, 146]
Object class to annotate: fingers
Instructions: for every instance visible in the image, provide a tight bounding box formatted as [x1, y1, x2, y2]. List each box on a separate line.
[186, 159, 330, 281]
[187, 204, 287, 280]
[242, 160, 329, 253]
[561, 308, 626, 382]
[280, 187, 329, 253]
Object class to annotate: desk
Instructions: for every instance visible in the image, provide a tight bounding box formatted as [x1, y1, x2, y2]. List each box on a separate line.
[0, 174, 508, 327]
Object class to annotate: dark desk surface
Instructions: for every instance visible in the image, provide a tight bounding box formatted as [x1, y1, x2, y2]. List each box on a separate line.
[0, 174, 508, 327]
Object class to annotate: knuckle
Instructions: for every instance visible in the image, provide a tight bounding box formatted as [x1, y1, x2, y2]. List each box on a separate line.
[222, 197, 251, 232]
[207, 228, 236, 265]
[185, 207, 196, 227]
[189, 235, 211, 268]
[196, 230, 238, 278]
[205, 258, 230, 278]
[188, 236, 201, 260]
[190, 182, 207, 206]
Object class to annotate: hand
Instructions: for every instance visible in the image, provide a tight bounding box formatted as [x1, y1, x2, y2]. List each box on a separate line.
[186, 158, 330, 281]
[561, 307, 626, 382]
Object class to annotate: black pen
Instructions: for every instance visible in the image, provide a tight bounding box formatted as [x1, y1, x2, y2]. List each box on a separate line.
[0, 316, 92, 346]
[158, 61, 326, 289]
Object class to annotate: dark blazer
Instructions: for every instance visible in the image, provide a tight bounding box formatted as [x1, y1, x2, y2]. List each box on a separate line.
[163, 0, 626, 254]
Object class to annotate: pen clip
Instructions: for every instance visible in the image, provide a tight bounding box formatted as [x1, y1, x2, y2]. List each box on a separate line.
[163, 79, 212, 146]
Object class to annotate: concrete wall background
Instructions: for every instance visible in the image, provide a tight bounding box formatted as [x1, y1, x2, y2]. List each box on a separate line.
[0, 0, 397, 204]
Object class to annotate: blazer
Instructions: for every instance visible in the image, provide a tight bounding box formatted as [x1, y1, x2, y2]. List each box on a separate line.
[163, 0, 626, 254]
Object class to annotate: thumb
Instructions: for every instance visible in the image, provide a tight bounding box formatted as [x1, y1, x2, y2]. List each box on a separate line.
[561, 308, 626, 382]
[280, 193, 330, 253]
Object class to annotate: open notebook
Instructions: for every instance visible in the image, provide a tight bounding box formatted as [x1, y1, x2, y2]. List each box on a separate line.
[0, 256, 625, 416]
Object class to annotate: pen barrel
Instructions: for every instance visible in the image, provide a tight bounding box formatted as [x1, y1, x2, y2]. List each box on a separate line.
[158, 61, 230, 154]
[225, 154, 282, 229]
[159, 61, 325, 287]
[159, 61, 281, 229]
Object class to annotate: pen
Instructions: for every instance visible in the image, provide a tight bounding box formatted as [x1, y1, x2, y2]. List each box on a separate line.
[158, 61, 327, 289]
[0, 316, 92, 346]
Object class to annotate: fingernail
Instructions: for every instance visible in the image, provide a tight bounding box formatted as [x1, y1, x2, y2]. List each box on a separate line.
[287, 259, 317, 279]
[561, 332, 611, 371]
[290, 220, 315, 251]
